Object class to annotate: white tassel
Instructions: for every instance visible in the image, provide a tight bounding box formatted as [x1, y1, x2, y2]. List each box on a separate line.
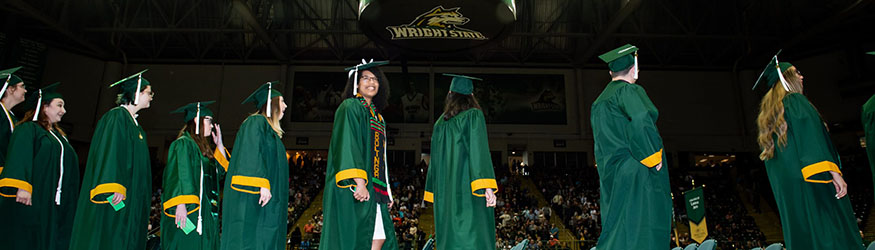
[774, 57, 791, 92]
[633, 55, 639, 80]
[32, 90, 42, 121]
[49, 131, 64, 205]
[0, 74, 10, 99]
[266, 82, 272, 117]
[195, 102, 201, 135]
[196, 160, 204, 235]
[134, 74, 142, 105]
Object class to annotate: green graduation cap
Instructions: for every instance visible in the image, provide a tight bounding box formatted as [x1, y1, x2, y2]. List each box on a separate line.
[752, 50, 793, 91]
[598, 44, 639, 72]
[0, 66, 24, 99]
[27, 82, 63, 121]
[109, 69, 150, 105]
[345, 59, 389, 96]
[443, 73, 482, 95]
[242, 81, 282, 117]
[171, 101, 215, 135]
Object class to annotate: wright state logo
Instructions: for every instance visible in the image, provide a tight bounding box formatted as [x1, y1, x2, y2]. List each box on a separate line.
[386, 6, 488, 40]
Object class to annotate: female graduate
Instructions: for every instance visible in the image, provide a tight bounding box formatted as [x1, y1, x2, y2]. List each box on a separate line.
[220, 82, 289, 250]
[69, 69, 155, 250]
[754, 53, 863, 249]
[0, 66, 28, 175]
[424, 74, 498, 250]
[161, 101, 229, 250]
[321, 60, 399, 250]
[0, 83, 79, 250]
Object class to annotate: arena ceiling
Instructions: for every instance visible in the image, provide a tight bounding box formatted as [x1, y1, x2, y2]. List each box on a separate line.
[2, 0, 874, 69]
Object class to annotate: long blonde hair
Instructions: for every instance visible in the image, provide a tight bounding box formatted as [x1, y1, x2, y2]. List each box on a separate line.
[756, 66, 803, 160]
[255, 96, 284, 138]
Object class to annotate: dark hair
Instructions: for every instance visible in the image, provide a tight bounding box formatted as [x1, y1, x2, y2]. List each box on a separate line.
[342, 68, 390, 112]
[176, 117, 215, 159]
[441, 92, 482, 120]
[16, 100, 67, 137]
[611, 66, 633, 77]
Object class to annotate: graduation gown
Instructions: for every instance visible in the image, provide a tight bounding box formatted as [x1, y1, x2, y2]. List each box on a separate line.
[0, 103, 18, 175]
[590, 80, 672, 249]
[69, 107, 152, 250]
[0, 122, 79, 250]
[161, 132, 229, 250]
[424, 109, 497, 250]
[220, 114, 288, 250]
[321, 97, 398, 250]
[764, 93, 862, 250]
[863, 94, 875, 202]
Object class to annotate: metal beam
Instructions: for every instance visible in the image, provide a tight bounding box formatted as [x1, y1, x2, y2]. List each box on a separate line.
[4, 0, 111, 58]
[231, 0, 289, 61]
[574, 0, 642, 65]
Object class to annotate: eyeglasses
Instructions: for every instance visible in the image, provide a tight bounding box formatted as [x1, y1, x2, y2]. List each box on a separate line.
[360, 76, 378, 82]
[143, 90, 155, 97]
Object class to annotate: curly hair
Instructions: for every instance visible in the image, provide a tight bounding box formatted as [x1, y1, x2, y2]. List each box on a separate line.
[756, 66, 803, 160]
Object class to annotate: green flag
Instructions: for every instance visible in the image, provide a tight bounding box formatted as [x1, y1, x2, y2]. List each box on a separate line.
[684, 187, 708, 244]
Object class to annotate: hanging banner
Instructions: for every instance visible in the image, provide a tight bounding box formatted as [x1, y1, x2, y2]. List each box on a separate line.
[357, 0, 516, 54]
[684, 187, 708, 244]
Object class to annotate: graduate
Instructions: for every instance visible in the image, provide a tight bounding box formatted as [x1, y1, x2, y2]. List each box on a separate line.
[591, 44, 672, 249]
[68, 70, 155, 250]
[0, 66, 28, 175]
[220, 82, 289, 250]
[754, 52, 863, 249]
[424, 74, 498, 250]
[0, 83, 79, 250]
[161, 101, 229, 250]
[321, 60, 399, 250]
[864, 51, 875, 202]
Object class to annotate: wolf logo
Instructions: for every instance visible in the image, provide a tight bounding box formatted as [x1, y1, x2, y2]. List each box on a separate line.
[408, 6, 469, 29]
[385, 5, 487, 40]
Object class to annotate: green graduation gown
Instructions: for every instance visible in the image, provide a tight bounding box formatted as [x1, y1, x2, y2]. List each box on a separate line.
[220, 114, 288, 250]
[764, 93, 862, 250]
[424, 109, 498, 250]
[590, 80, 672, 249]
[0, 122, 79, 250]
[161, 132, 229, 250]
[863, 94, 875, 202]
[321, 97, 398, 250]
[68, 107, 152, 250]
[0, 103, 19, 175]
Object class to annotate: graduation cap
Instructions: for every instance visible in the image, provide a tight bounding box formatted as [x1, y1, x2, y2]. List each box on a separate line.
[443, 73, 482, 95]
[242, 81, 282, 117]
[598, 44, 639, 73]
[345, 59, 389, 96]
[109, 69, 150, 105]
[752, 50, 793, 91]
[171, 101, 215, 135]
[0, 66, 24, 99]
[27, 82, 62, 121]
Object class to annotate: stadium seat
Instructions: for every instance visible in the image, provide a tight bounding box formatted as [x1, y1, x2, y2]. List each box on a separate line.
[750, 248, 762, 250]
[684, 243, 698, 250]
[697, 239, 716, 250]
[590, 248, 596, 250]
[867, 241, 875, 250]
[672, 247, 683, 250]
[764, 243, 784, 250]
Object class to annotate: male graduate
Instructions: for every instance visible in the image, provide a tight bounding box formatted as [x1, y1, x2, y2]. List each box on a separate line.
[69, 70, 155, 250]
[865, 51, 875, 201]
[591, 44, 672, 249]
[0, 66, 28, 175]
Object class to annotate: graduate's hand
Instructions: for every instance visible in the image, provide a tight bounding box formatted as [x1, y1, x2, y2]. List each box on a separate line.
[485, 188, 497, 207]
[175, 204, 188, 228]
[259, 187, 272, 207]
[655, 163, 663, 171]
[111, 192, 125, 205]
[353, 178, 369, 202]
[15, 189, 32, 206]
[212, 124, 225, 150]
[830, 171, 847, 199]
[388, 200, 394, 209]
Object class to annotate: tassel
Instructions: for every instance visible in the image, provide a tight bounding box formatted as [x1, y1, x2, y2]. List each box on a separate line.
[32, 90, 42, 121]
[0, 74, 10, 99]
[134, 74, 142, 105]
[774, 57, 791, 92]
[266, 82, 272, 117]
[195, 102, 201, 135]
